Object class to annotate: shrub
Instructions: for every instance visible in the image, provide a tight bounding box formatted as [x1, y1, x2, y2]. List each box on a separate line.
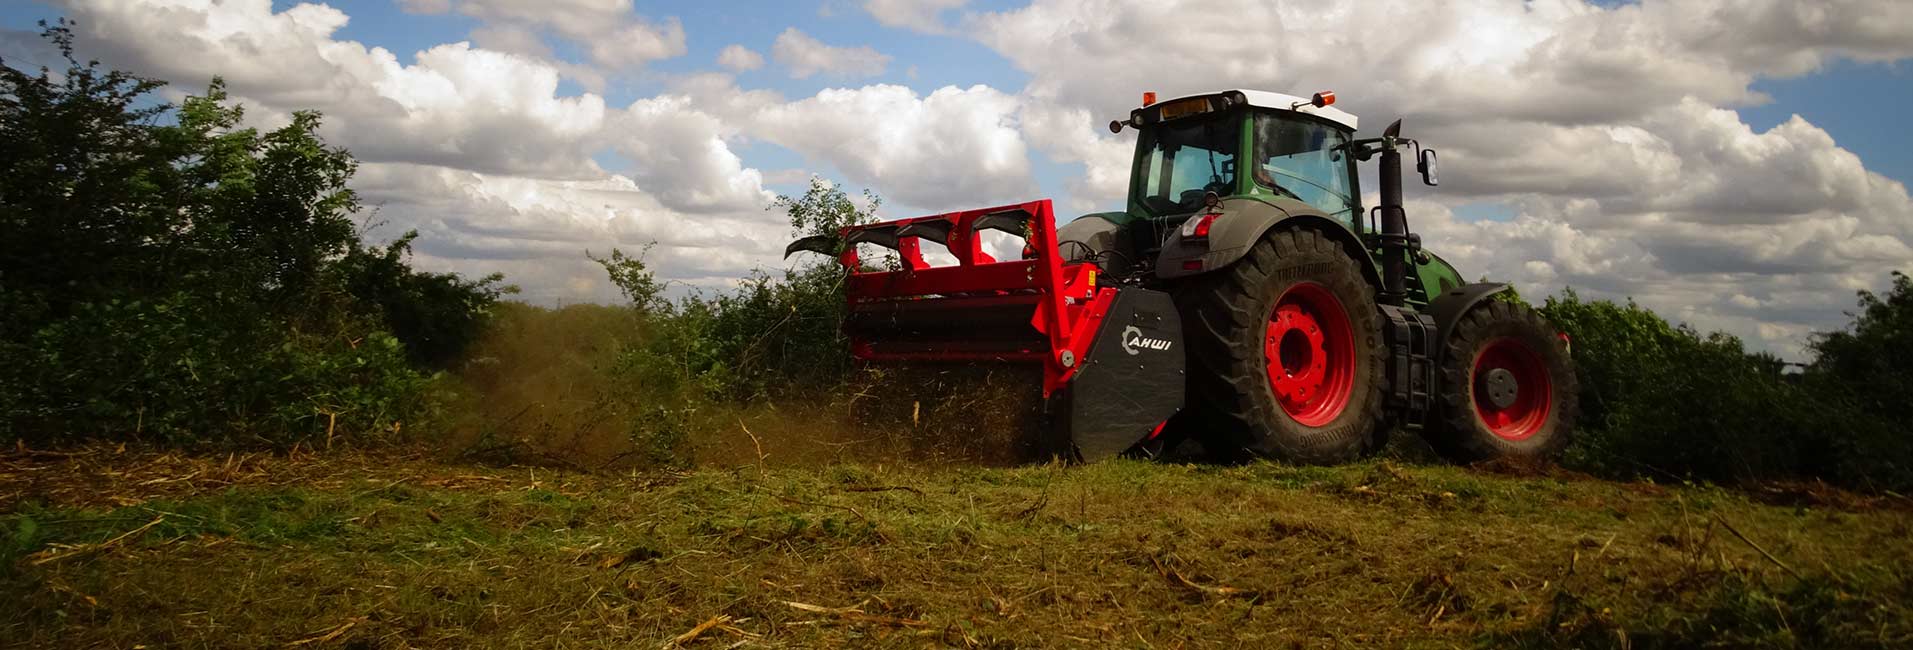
[1803, 272, 1913, 490]
[597, 178, 872, 402]
[332, 232, 512, 368]
[1541, 287, 1909, 490]
[0, 23, 500, 446]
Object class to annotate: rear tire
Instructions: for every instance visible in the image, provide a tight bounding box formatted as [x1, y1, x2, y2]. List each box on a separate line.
[1426, 300, 1578, 464]
[1175, 227, 1387, 463]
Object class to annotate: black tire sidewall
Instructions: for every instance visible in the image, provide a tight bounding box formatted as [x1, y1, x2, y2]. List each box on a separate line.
[1183, 228, 1386, 463]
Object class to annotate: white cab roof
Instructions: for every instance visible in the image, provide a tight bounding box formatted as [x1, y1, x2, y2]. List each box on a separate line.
[1155, 89, 1359, 131]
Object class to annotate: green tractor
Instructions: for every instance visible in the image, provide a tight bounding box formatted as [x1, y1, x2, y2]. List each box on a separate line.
[789, 89, 1577, 465]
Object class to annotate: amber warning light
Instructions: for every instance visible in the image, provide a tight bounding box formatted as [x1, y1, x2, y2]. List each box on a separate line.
[1142, 91, 1157, 106]
[1312, 91, 1335, 107]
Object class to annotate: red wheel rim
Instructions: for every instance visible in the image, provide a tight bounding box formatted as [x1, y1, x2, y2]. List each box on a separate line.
[1265, 282, 1355, 427]
[1472, 337, 1552, 440]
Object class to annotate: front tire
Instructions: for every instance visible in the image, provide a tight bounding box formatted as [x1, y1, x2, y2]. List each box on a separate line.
[1176, 227, 1387, 463]
[1427, 300, 1578, 464]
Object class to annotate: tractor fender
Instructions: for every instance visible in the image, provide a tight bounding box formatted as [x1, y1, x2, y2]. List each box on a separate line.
[1154, 197, 1382, 292]
[1056, 212, 1131, 269]
[1428, 282, 1512, 353]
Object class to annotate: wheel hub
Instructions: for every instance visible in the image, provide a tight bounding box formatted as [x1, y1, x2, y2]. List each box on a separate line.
[1267, 304, 1328, 403]
[1472, 337, 1553, 441]
[1481, 367, 1518, 409]
[1263, 282, 1356, 428]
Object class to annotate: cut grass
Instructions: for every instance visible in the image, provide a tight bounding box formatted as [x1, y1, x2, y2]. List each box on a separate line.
[2, 448, 1909, 648]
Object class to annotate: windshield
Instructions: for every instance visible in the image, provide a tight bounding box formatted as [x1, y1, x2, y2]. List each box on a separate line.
[1135, 115, 1237, 215]
[1252, 114, 1356, 220]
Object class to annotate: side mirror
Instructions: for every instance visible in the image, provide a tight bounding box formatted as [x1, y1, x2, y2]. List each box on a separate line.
[1109, 120, 1124, 134]
[1417, 149, 1439, 186]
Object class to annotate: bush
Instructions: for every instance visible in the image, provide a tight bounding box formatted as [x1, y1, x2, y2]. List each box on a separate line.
[0, 23, 502, 446]
[1803, 272, 1913, 489]
[1541, 287, 1909, 490]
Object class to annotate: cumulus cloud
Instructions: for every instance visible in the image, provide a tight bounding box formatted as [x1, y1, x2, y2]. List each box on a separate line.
[609, 95, 777, 214]
[716, 44, 765, 71]
[52, 0, 609, 179]
[396, 0, 452, 14]
[771, 28, 890, 79]
[751, 84, 1037, 211]
[443, 0, 686, 70]
[863, 0, 969, 33]
[355, 163, 788, 305]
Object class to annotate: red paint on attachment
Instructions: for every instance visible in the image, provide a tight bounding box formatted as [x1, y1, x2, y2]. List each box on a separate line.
[831, 200, 1111, 398]
[1265, 281, 1355, 427]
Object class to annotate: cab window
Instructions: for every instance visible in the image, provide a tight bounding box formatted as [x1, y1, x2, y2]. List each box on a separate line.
[1252, 115, 1356, 220]
[1135, 114, 1237, 215]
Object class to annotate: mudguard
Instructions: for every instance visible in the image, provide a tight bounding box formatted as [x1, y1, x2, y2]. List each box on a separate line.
[1428, 282, 1512, 353]
[1154, 197, 1382, 292]
[1056, 213, 1130, 270]
[1057, 287, 1184, 462]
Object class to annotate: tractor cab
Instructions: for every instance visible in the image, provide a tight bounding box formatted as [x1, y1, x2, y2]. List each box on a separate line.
[1116, 90, 1362, 229]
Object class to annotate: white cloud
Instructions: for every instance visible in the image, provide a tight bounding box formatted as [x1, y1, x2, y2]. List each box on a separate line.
[863, 0, 968, 33]
[610, 95, 777, 214]
[716, 44, 764, 72]
[396, 0, 452, 14]
[750, 84, 1037, 211]
[445, 0, 686, 70]
[55, 0, 611, 179]
[771, 27, 890, 79]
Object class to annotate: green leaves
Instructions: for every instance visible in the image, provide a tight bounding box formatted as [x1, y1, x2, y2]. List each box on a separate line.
[0, 23, 500, 446]
[590, 246, 668, 314]
[1542, 282, 1912, 491]
[773, 177, 881, 261]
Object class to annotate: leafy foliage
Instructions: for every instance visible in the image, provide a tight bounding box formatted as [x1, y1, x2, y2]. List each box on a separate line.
[1810, 271, 1913, 413]
[0, 23, 502, 445]
[776, 176, 881, 241]
[1802, 271, 1913, 489]
[1542, 284, 1910, 490]
[589, 246, 668, 314]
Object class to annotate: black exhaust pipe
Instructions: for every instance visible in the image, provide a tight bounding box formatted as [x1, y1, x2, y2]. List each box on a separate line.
[1376, 119, 1408, 306]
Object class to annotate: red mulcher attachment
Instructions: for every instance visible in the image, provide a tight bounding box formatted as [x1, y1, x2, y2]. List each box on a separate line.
[787, 200, 1184, 462]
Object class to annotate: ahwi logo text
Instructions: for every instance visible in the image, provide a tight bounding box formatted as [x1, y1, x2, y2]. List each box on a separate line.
[1121, 326, 1173, 355]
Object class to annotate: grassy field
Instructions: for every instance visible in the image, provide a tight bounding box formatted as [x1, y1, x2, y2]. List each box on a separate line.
[2, 445, 1910, 649]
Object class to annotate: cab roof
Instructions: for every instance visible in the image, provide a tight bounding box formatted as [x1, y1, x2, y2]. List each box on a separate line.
[1154, 89, 1359, 131]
